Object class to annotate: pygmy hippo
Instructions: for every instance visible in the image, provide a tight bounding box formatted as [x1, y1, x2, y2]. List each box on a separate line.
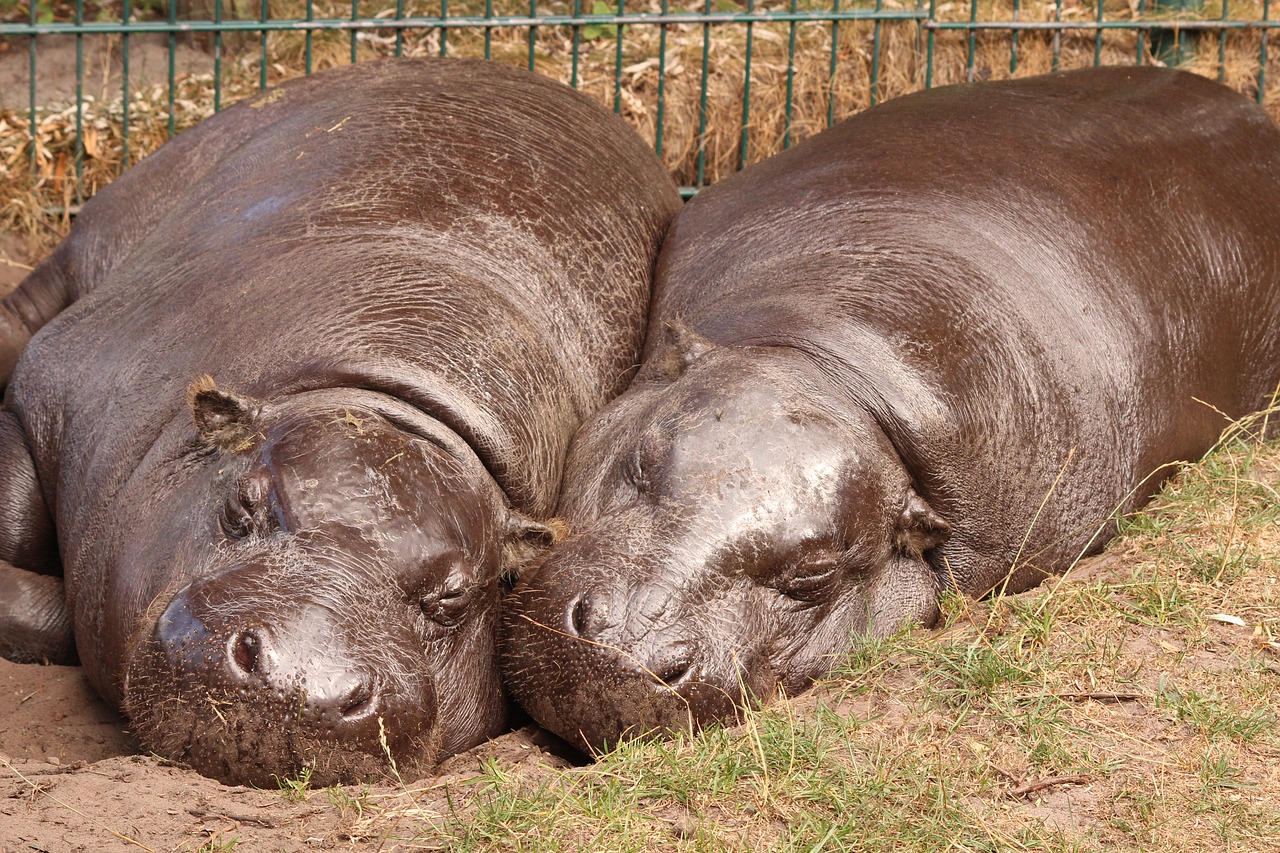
[0, 58, 681, 784]
[502, 66, 1280, 752]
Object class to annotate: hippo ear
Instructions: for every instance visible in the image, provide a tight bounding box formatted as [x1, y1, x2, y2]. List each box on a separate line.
[500, 512, 567, 580]
[646, 318, 716, 381]
[894, 490, 950, 557]
[187, 375, 262, 451]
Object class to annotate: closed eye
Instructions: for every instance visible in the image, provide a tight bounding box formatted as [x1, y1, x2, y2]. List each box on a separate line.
[419, 584, 472, 628]
[626, 427, 669, 495]
[776, 553, 842, 603]
[219, 473, 274, 540]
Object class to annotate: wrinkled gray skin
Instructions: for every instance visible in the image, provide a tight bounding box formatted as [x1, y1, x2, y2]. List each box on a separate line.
[503, 67, 1280, 753]
[0, 58, 681, 784]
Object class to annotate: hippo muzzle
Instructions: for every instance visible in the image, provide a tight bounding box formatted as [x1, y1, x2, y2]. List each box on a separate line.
[504, 529, 787, 752]
[124, 547, 445, 786]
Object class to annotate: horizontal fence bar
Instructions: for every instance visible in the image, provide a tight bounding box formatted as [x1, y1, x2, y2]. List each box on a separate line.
[5, 12, 1273, 38]
[5, 3, 1274, 206]
[926, 18, 1279, 30]
[0, 10, 929, 37]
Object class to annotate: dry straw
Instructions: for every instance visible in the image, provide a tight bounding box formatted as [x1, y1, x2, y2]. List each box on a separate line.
[1, 0, 1277, 252]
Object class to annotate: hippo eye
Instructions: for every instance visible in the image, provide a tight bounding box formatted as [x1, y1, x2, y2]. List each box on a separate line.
[625, 446, 649, 491]
[218, 474, 270, 540]
[626, 428, 667, 494]
[419, 584, 470, 628]
[777, 554, 841, 603]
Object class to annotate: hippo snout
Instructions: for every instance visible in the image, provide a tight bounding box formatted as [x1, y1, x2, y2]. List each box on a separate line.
[505, 572, 773, 752]
[562, 592, 697, 690]
[125, 576, 437, 786]
[224, 629, 380, 724]
[154, 590, 384, 729]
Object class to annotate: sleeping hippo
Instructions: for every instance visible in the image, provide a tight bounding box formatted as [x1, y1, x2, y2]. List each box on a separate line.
[501, 66, 1280, 752]
[0, 58, 681, 784]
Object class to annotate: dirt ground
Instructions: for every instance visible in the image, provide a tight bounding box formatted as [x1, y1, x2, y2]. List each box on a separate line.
[0, 35, 215, 112]
[0, 656, 576, 851]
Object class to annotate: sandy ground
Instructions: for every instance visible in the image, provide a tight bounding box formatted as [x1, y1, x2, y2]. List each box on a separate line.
[0, 658, 574, 851]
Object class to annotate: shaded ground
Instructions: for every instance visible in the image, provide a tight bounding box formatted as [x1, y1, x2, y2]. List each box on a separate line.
[0, 35, 215, 112]
[0, 233, 34, 293]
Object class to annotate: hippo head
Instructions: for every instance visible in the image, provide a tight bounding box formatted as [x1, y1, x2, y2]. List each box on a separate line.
[121, 378, 552, 785]
[502, 325, 950, 752]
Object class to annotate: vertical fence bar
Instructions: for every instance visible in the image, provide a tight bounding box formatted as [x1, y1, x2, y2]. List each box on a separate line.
[925, 0, 937, 88]
[614, 0, 626, 113]
[741, 0, 755, 167]
[395, 0, 406, 56]
[1136, 0, 1146, 62]
[656, 0, 669, 159]
[1262, 0, 1271, 103]
[870, 0, 883, 103]
[214, 0, 223, 111]
[122, 0, 131, 167]
[441, 0, 450, 56]
[827, 0, 839, 127]
[167, 0, 176, 136]
[1010, 0, 1020, 74]
[1052, 0, 1062, 71]
[260, 0, 270, 88]
[1217, 0, 1228, 80]
[1093, 0, 1104, 65]
[527, 0, 538, 71]
[306, 0, 314, 73]
[351, 0, 360, 63]
[571, 0, 581, 87]
[966, 0, 977, 80]
[485, 0, 494, 60]
[28, 0, 37, 174]
[75, 0, 84, 194]
[696, 0, 712, 184]
[784, 0, 797, 146]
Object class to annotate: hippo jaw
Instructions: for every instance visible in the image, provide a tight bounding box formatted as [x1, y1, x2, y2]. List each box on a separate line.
[115, 385, 549, 785]
[503, 342, 951, 753]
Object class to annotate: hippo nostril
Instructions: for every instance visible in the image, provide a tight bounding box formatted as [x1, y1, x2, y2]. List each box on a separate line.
[229, 630, 261, 675]
[569, 595, 591, 637]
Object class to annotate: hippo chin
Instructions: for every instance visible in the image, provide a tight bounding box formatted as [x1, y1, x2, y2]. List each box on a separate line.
[0, 58, 680, 784]
[502, 66, 1280, 753]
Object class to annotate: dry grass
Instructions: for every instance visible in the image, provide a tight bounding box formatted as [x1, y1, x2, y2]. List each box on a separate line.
[2, 0, 1278, 255]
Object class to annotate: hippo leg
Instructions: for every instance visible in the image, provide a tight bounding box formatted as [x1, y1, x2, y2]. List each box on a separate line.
[0, 256, 80, 386]
[0, 410, 70, 663]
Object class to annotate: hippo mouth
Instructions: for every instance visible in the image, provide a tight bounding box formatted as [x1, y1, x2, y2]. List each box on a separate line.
[124, 671, 439, 787]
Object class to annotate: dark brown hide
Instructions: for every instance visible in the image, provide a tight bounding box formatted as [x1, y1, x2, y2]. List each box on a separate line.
[502, 67, 1280, 752]
[0, 58, 681, 784]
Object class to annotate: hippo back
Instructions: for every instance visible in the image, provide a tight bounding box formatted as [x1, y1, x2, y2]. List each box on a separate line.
[649, 65, 1280, 587]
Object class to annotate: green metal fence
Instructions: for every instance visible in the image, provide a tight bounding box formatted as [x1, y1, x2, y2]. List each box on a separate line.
[0, 0, 1275, 207]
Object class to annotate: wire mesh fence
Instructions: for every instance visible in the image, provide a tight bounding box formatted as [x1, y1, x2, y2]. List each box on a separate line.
[0, 0, 1275, 231]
